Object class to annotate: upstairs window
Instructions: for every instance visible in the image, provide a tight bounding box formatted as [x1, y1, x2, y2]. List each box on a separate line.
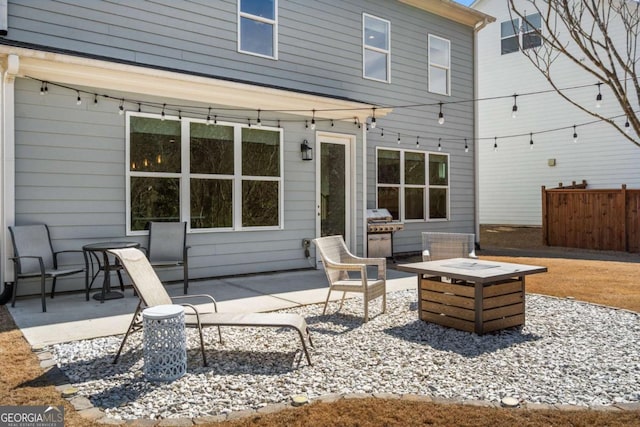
[238, 0, 277, 59]
[363, 13, 390, 82]
[501, 13, 541, 55]
[428, 35, 450, 96]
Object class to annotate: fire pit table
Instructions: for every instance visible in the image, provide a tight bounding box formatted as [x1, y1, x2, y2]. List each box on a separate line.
[397, 258, 547, 334]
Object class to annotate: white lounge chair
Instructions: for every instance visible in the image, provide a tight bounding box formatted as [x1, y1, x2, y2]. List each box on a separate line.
[108, 247, 314, 366]
[313, 235, 386, 323]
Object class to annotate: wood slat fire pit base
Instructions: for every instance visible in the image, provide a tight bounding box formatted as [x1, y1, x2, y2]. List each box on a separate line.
[419, 276, 525, 334]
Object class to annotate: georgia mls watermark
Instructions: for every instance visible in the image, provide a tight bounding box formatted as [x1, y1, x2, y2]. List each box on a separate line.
[0, 406, 64, 427]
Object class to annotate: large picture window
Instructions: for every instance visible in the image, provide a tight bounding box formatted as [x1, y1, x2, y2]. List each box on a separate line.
[127, 114, 283, 234]
[238, 0, 277, 59]
[376, 148, 449, 221]
[363, 13, 390, 82]
[428, 35, 450, 95]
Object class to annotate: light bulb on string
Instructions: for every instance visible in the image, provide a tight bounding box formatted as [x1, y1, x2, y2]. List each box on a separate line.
[118, 99, 125, 115]
[511, 94, 518, 119]
[277, 120, 281, 128]
[247, 118, 252, 128]
[416, 136, 420, 148]
[529, 133, 534, 150]
[464, 138, 469, 153]
[257, 109, 262, 128]
[76, 91, 82, 105]
[438, 138, 442, 151]
[330, 120, 334, 127]
[137, 103, 142, 113]
[397, 133, 401, 144]
[206, 107, 211, 125]
[310, 110, 316, 130]
[573, 125, 578, 143]
[178, 110, 182, 120]
[493, 137, 498, 152]
[40, 81, 48, 95]
[214, 115, 217, 124]
[595, 82, 603, 108]
[625, 117, 631, 134]
[305, 120, 309, 129]
[438, 102, 445, 125]
[371, 107, 377, 129]
[94, 94, 98, 104]
[160, 103, 166, 120]
[380, 128, 384, 138]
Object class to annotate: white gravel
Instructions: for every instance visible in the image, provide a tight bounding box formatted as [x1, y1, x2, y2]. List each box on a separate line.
[50, 290, 640, 420]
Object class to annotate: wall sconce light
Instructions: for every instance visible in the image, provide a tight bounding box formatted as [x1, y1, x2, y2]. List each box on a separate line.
[301, 139, 313, 161]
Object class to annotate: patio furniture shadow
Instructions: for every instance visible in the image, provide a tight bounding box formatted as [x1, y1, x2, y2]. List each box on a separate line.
[303, 312, 370, 336]
[383, 320, 541, 358]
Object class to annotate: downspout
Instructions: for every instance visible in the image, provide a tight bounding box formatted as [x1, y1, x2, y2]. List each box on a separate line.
[0, 53, 18, 304]
[362, 120, 367, 256]
[473, 18, 490, 248]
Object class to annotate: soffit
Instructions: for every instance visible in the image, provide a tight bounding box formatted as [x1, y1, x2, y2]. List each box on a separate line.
[398, 0, 495, 28]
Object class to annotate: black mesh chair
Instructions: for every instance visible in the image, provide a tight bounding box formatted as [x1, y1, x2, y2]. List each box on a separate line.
[146, 221, 190, 294]
[8, 224, 85, 312]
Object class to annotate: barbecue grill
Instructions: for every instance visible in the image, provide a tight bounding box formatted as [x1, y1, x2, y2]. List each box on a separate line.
[367, 208, 404, 258]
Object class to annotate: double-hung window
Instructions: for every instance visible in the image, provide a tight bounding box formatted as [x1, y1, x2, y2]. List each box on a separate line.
[363, 13, 390, 82]
[238, 0, 277, 59]
[501, 13, 541, 55]
[376, 148, 449, 221]
[428, 35, 450, 96]
[127, 114, 283, 234]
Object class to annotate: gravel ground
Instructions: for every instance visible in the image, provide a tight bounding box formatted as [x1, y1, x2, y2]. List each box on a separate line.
[51, 289, 640, 420]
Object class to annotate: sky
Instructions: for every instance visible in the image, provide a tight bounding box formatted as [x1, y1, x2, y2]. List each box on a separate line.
[454, 0, 474, 6]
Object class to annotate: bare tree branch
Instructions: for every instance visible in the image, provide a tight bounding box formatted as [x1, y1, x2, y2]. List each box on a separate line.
[508, 0, 640, 148]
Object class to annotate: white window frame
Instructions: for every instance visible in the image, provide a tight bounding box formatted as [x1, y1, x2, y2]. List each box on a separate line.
[126, 112, 284, 235]
[237, 0, 278, 60]
[362, 13, 391, 83]
[428, 34, 451, 96]
[500, 18, 520, 55]
[375, 148, 449, 222]
[501, 13, 542, 55]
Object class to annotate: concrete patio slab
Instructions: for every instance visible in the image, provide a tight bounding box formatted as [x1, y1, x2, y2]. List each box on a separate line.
[7, 266, 415, 347]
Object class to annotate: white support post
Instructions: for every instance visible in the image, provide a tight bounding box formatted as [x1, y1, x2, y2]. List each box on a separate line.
[1, 54, 18, 286]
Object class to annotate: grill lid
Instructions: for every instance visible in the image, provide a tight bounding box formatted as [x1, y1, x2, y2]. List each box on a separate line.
[367, 208, 393, 223]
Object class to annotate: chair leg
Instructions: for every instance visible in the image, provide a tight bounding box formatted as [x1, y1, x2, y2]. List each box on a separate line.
[51, 277, 56, 299]
[41, 275, 47, 312]
[11, 277, 18, 308]
[114, 303, 142, 364]
[339, 291, 347, 310]
[196, 325, 208, 367]
[322, 289, 332, 315]
[183, 262, 188, 295]
[363, 297, 369, 323]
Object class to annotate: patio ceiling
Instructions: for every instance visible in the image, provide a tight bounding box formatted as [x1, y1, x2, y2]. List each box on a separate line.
[0, 47, 391, 122]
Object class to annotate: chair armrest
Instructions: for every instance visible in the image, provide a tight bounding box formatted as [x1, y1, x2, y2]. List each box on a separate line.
[171, 294, 218, 312]
[10, 255, 45, 275]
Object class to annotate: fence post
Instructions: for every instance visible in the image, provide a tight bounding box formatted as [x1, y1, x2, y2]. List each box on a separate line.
[622, 184, 628, 252]
[541, 186, 548, 246]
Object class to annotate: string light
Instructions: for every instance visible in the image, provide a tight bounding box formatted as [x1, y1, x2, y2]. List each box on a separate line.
[511, 94, 518, 119]
[76, 91, 82, 105]
[160, 103, 166, 120]
[247, 118, 251, 127]
[380, 128, 384, 137]
[625, 117, 631, 134]
[94, 94, 98, 104]
[305, 120, 309, 129]
[438, 138, 442, 151]
[464, 138, 469, 153]
[118, 99, 125, 115]
[330, 119, 334, 127]
[40, 81, 48, 95]
[529, 132, 534, 149]
[277, 120, 281, 128]
[493, 137, 498, 152]
[438, 102, 445, 125]
[137, 103, 142, 113]
[256, 109, 262, 127]
[206, 107, 211, 125]
[371, 108, 377, 128]
[596, 82, 603, 108]
[416, 136, 420, 148]
[573, 125, 578, 143]
[178, 110, 182, 120]
[397, 133, 401, 144]
[214, 115, 217, 124]
[310, 110, 316, 130]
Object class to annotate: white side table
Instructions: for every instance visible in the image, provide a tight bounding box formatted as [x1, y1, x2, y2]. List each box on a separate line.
[142, 304, 187, 381]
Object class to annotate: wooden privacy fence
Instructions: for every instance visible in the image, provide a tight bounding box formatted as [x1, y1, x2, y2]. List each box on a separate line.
[542, 184, 640, 253]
